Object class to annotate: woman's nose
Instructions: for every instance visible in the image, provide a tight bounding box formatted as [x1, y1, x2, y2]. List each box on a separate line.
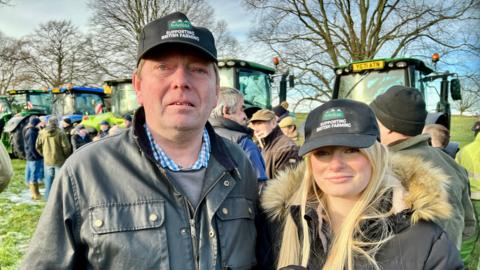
[329, 151, 345, 171]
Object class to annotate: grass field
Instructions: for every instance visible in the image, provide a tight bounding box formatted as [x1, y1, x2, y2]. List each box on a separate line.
[0, 115, 478, 269]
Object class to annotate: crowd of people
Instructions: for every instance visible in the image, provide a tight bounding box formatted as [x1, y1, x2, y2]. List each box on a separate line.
[0, 113, 133, 201]
[0, 11, 476, 270]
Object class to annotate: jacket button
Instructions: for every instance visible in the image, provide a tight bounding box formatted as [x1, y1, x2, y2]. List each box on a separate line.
[149, 213, 158, 222]
[180, 228, 188, 235]
[209, 230, 215, 238]
[94, 219, 104, 228]
[222, 208, 229, 215]
[223, 180, 230, 187]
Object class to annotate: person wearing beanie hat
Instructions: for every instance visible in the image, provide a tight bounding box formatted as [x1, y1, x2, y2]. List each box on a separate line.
[123, 114, 133, 128]
[257, 99, 462, 270]
[23, 12, 259, 268]
[62, 118, 74, 148]
[23, 116, 44, 200]
[272, 101, 290, 122]
[370, 85, 476, 252]
[249, 109, 300, 179]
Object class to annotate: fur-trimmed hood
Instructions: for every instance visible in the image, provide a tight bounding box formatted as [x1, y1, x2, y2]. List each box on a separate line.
[261, 152, 452, 224]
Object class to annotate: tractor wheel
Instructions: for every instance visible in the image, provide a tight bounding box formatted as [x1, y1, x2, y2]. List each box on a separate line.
[10, 119, 29, 159]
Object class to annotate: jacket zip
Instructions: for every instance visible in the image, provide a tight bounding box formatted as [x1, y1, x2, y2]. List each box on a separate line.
[187, 171, 228, 270]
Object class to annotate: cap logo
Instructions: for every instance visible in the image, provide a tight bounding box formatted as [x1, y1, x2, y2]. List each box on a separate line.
[168, 19, 192, 30]
[162, 19, 199, 42]
[316, 108, 351, 132]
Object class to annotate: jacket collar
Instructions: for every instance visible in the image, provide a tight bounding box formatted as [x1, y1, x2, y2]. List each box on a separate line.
[208, 117, 253, 137]
[389, 134, 430, 152]
[261, 126, 284, 148]
[261, 152, 452, 224]
[131, 107, 236, 171]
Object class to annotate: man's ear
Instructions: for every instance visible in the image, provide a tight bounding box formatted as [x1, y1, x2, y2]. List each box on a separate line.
[132, 70, 143, 105]
[222, 106, 229, 115]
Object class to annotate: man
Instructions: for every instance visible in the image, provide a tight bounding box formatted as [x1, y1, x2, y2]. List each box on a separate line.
[70, 124, 92, 151]
[422, 123, 457, 158]
[278, 116, 302, 146]
[97, 120, 110, 139]
[272, 101, 289, 122]
[456, 121, 480, 268]
[370, 85, 476, 250]
[22, 12, 258, 269]
[35, 116, 71, 200]
[210, 87, 268, 183]
[249, 109, 300, 179]
[62, 117, 74, 143]
[23, 117, 43, 200]
[123, 114, 132, 128]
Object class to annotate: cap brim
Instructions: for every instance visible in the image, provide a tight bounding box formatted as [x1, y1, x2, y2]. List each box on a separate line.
[298, 133, 377, 156]
[138, 40, 217, 65]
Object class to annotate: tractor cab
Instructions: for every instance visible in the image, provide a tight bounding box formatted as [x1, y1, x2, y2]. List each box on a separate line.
[51, 85, 108, 124]
[333, 57, 461, 129]
[217, 58, 294, 118]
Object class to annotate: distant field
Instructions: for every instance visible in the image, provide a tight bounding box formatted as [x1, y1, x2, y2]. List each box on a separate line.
[451, 115, 478, 148]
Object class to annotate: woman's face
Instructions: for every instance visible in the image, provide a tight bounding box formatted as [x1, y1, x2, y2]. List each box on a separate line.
[310, 146, 372, 201]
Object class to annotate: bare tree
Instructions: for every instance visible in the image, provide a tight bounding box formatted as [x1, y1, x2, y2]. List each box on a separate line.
[455, 90, 480, 115]
[25, 20, 103, 88]
[244, 0, 479, 106]
[0, 32, 31, 93]
[87, 0, 239, 78]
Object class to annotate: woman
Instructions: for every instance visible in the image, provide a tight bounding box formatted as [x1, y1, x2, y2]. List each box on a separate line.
[258, 99, 463, 269]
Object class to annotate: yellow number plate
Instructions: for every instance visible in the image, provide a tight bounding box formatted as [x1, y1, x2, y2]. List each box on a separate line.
[352, 60, 385, 72]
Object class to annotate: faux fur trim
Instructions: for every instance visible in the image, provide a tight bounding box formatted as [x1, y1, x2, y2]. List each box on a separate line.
[261, 152, 452, 223]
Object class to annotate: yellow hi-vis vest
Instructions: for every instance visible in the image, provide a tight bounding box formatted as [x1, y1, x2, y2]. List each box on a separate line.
[457, 134, 480, 200]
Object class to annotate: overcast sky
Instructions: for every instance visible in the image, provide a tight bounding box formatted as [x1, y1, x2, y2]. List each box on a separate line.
[0, 0, 252, 41]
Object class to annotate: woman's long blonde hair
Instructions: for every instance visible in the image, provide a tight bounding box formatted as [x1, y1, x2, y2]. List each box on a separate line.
[277, 142, 397, 270]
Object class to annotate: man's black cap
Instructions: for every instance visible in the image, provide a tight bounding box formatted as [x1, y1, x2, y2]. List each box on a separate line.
[137, 12, 217, 65]
[299, 99, 379, 156]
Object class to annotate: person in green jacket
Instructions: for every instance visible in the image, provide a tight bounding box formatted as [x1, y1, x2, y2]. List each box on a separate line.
[456, 121, 480, 269]
[370, 85, 477, 253]
[36, 116, 71, 200]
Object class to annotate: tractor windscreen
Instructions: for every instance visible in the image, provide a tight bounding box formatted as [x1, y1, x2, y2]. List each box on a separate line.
[53, 93, 104, 115]
[28, 93, 52, 114]
[238, 69, 271, 109]
[337, 69, 405, 104]
[0, 98, 12, 114]
[111, 83, 139, 116]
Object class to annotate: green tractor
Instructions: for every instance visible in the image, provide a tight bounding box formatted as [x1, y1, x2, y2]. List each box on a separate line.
[332, 56, 462, 153]
[0, 96, 13, 134]
[217, 58, 294, 117]
[1, 89, 53, 158]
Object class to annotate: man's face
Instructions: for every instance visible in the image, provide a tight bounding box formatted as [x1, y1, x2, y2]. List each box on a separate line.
[251, 119, 276, 139]
[133, 48, 219, 133]
[224, 98, 247, 126]
[376, 119, 389, 145]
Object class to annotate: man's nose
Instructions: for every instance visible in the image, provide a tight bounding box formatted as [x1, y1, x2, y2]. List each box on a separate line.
[172, 66, 190, 89]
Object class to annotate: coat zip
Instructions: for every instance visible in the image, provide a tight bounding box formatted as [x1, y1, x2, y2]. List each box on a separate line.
[187, 171, 228, 270]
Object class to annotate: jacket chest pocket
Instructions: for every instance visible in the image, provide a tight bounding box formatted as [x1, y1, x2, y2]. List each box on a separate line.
[89, 200, 170, 269]
[216, 197, 257, 269]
